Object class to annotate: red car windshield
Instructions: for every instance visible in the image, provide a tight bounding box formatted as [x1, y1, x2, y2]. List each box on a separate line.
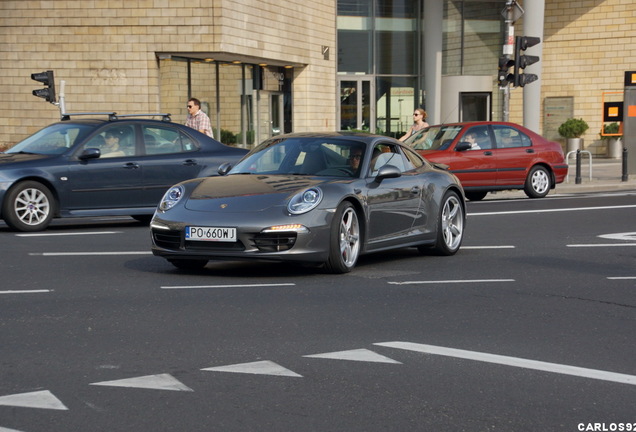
[405, 125, 463, 151]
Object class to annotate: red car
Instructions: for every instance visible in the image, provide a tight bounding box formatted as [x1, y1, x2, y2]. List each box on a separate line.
[405, 121, 568, 200]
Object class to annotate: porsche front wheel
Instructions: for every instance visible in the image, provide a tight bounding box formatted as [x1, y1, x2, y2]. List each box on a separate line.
[324, 201, 360, 274]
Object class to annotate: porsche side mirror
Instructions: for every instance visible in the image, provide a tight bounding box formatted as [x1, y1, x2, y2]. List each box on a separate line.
[218, 162, 233, 176]
[375, 164, 401, 181]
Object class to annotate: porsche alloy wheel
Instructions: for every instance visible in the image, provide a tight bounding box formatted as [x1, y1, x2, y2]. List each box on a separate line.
[3, 181, 55, 232]
[420, 190, 464, 256]
[324, 201, 360, 274]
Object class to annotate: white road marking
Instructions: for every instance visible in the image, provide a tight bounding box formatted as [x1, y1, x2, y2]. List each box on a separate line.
[468, 204, 636, 216]
[461, 245, 515, 249]
[0, 426, 26, 432]
[599, 232, 636, 241]
[161, 283, 296, 289]
[16, 231, 120, 237]
[375, 341, 636, 386]
[29, 251, 151, 256]
[607, 276, 636, 280]
[304, 348, 401, 364]
[0, 290, 51, 295]
[90, 373, 193, 392]
[0, 390, 68, 410]
[202, 360, 302, 377]
[388, 279, 515, 285]
[567, 243, 636, 248]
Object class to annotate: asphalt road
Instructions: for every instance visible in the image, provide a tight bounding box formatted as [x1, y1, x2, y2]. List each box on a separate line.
[1, 190, 635, 432]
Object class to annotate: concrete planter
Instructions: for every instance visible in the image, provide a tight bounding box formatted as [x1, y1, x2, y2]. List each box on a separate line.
[566, 138, 583, 153]
[607, 137, 622, 159]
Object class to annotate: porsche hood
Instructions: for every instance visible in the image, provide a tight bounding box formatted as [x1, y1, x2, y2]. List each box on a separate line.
[184, 174, 327, 212]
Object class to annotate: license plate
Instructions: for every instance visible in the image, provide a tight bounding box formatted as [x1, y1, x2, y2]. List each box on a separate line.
[186, 226, 237, 242]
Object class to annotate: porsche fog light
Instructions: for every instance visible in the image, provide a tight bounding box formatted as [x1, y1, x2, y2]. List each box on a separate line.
[159, 185, 184, 212]
[288, 188, 323, 215]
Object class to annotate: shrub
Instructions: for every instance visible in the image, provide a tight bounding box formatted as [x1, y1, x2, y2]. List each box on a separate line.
[558, 118, 589, 139]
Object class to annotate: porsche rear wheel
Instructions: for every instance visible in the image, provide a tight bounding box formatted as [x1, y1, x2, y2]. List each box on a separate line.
[3, 181, 55, 232]
[324, 201, 360, 274]
[419, 190, 464, 256]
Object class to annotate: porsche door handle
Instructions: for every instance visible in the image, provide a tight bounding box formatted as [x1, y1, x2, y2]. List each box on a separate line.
[410, 186, 421, 195]
[182, 159, 198, 166]
[124, 162, 140, 169]
[483, 151, 493, 156]
[526, 149, 535, 153]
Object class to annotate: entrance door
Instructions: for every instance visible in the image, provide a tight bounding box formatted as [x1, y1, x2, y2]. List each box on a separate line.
[459, 92, 491, 122]
[339, 78, 375, 132]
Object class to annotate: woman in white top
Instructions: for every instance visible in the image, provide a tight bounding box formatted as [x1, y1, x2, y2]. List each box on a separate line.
[399, 108, 429, 142]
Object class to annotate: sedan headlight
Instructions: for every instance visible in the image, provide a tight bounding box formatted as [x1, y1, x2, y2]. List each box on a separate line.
[158, 185, 184, 212]
[288, 187, 323, 215]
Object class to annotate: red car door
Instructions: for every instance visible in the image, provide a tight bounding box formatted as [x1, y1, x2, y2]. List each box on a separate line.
[492, 125, 533, 186]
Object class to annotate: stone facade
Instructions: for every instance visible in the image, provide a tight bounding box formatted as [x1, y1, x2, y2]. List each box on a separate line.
[1, 0, 635, 155]
[0, 0, 336, 148]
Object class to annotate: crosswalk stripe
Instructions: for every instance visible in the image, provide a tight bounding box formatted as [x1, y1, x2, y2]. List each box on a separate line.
[0, 390, 68, 411]
[304, 348, 401, 364]
[90, 373, 193, 391]
[202, 360, 302, 377]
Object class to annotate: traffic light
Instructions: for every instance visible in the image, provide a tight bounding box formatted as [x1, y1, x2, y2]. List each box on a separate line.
[31, 70, 56, 103]
[513, 36, 540, 87]
[498, 56, 515, 87]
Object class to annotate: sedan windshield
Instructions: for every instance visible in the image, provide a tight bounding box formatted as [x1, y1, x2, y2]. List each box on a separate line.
[405, 125, 463, 151]
[6, 123, 94, 155]
[230, 137, 366, 177]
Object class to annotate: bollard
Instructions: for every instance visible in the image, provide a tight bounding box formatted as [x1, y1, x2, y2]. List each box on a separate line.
[575, 149, 582, 184]
[622, 147, 628, 182]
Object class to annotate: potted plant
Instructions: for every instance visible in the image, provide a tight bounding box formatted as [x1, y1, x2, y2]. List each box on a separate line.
[601, 122, 622, 159]
[558, 118, 589, 152]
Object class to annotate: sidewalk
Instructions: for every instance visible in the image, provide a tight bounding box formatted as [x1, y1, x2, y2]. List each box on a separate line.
[556, 157, 635, 194]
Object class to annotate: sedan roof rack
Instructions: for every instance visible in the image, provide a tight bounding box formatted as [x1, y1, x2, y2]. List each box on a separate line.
[111, 113, 172, 122]
[60, 112, 117, 121]
[60, 112, 172, 122]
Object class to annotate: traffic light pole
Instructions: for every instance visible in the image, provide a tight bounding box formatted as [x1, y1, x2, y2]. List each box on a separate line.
[501, 1, 515, 122]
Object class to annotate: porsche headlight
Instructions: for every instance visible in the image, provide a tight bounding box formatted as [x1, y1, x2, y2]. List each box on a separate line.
[288, 187, 323, 215]
[158, 185, 184, 212]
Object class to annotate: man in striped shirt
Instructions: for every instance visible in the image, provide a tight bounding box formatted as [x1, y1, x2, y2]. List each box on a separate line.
[185, 98, 213, 138]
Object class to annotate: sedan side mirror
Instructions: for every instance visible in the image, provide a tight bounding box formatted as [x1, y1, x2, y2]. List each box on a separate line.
[455, 142, 471, 152]
[218, 162, 233, 176]
[78, 148, 101, 160]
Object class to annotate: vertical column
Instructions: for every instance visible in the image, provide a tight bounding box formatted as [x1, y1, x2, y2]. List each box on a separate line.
[623, 72, 636, 175]
[522, 0, 544, 133]
[423, 0, 443, 125]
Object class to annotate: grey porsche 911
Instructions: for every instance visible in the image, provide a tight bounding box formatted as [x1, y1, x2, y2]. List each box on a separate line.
[150, 132, 466, 274]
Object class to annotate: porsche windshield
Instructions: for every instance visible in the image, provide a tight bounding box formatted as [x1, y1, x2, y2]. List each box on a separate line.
[230, 137, 366, 177]
[405, 125, 463, 151]
[6, 123, 94, 155]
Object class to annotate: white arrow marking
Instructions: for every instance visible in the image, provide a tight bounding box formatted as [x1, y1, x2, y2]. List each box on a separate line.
[0, 427, 27, 432]
[304, 348, 401, 364]
[375, 342, 636, 386]
[0, 390, 68, 410]
[90, 373, 193, 392]
[202, 360, 302, 377]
